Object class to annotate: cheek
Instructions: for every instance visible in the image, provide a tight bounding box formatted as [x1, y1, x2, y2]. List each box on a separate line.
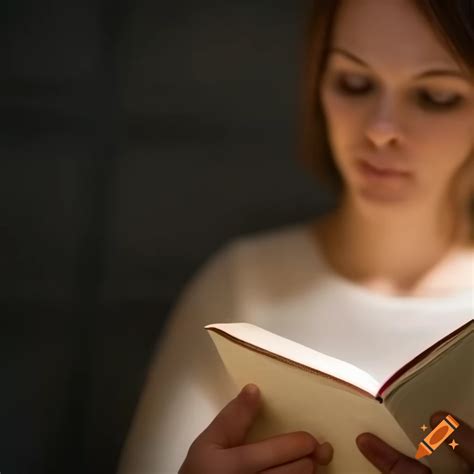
[321, 87, 362, 126]
[320, 87, 364, 159]
[411, 110, 474, 178]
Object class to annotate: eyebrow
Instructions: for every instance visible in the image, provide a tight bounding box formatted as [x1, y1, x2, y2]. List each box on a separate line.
[329, 47, 469, 81]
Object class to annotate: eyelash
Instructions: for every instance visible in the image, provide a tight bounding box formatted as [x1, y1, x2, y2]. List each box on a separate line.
[335, 76, 462, 111]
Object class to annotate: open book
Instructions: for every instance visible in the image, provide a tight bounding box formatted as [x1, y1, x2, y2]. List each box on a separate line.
[205, 319, 473, 474]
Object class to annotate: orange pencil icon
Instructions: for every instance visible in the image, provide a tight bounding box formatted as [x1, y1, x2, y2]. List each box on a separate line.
[415, 414, 459, 459]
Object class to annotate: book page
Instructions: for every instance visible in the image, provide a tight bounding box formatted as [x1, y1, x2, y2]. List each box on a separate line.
[205, 322, 380, 397]
[207, 329, 422, 474]
[384, 330, 474, 473]
[379, 321, 473, 398]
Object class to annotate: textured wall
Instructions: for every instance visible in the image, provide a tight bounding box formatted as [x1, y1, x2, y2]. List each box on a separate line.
[1, 1, 335, 473]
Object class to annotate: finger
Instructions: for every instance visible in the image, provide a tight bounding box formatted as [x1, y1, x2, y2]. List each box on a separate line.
[258, 455, 315, 474]
[229, 431, 319, 473]
[430, 411, 474, 470]
[356, 433, 432, 474]
[198, 383, 262, 448]
[312, 441, 334, 466]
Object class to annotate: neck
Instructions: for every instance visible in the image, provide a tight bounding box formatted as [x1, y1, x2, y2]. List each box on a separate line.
[318, 190, 469, 293]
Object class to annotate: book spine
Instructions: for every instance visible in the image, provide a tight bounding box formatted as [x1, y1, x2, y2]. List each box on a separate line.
[378, 319, 473, 398]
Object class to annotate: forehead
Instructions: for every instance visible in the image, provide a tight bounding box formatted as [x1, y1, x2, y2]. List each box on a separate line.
[330, 0, 460, 72]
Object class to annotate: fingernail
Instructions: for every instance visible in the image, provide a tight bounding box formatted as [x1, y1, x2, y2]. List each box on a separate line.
[356, 433, 371, 450]
[317, 442, 334, 465]
[430, 411, 448, 426]
[356, 433, 386, 459]
[356, 433, 393, 463]
[241, 383, 259, 398]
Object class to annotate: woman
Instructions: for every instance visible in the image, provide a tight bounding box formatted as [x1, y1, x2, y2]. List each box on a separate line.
[118, 0, 473, 472]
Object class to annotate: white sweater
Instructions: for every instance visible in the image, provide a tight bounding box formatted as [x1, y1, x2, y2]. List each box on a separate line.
[117, 221, 473, 474]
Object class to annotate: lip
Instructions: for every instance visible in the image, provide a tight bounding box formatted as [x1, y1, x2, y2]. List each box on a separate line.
[358, 159, 411, 177]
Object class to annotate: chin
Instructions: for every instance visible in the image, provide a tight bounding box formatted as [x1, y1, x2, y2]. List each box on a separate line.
[358, 187, 413, 204]
[339, 159, 418, 205]
[345, 184, 418, 216]
[347, 169, 416, 206]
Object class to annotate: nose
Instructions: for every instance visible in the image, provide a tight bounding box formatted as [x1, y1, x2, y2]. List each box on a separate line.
[364, 94, 403, 148]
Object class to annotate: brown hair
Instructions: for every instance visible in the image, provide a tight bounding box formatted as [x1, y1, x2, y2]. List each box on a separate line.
[296, 0, 474, 240]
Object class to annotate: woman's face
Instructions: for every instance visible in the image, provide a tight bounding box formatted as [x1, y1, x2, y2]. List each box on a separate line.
[320, 0, 474, 209]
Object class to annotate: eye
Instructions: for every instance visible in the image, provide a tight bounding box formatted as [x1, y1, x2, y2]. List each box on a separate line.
[418, 90, 462, 109]
[336, 74, 372, 94]
[334, 74, 463, 110]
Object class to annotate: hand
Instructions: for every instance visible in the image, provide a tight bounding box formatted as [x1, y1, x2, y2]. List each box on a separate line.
[179, 383, 334, 474]
[355, 411, 474, 473]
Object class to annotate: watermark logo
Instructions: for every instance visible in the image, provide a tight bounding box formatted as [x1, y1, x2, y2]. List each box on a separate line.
[416, 413, 460, 459]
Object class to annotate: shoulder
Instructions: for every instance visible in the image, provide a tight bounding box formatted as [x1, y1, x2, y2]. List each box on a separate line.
[176, 220, 327, 318]
[191, 221, 306, 270]
[231, 221, 312, 269]
[202, 221, 313, 277]
[197, 221, 325, 303]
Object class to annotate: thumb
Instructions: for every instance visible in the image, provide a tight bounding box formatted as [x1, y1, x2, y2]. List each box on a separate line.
[199, 383, 262, 448]
[430, 411, 474, 470]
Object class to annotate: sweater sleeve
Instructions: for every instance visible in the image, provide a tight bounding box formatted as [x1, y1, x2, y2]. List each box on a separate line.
[116, 241, 241, 474]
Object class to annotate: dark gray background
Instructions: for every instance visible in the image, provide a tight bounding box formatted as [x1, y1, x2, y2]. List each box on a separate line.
[1, 1, 334, 472]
